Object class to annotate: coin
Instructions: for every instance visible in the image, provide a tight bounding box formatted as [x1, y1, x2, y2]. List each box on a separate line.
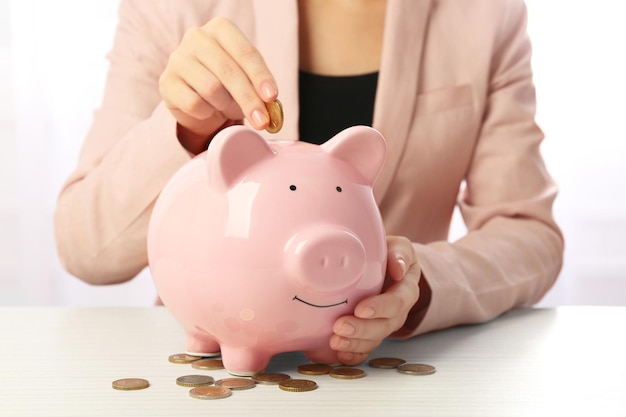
[189, 385, 232, 400]
[297, 363, 333, 375]
[191, 358, 225, 370]
[368, 357, 407, 369]
[176, 375, 215, 387]
[252, 373, 291, 385]
[329, 367, 366, 379]
[278, 379, 318, 392]
[397, 363, 436, 376]
[112, 378, 149, 391]
[265, 99, 284, 133]
[168, 353, 202, 364]
[215, 377, 256, 390]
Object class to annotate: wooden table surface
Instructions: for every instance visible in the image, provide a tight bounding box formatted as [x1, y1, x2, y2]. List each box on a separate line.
[1, 306, 624, 416]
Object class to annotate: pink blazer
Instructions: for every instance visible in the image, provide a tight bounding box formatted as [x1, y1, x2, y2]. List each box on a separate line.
[54, 0, 564, 337]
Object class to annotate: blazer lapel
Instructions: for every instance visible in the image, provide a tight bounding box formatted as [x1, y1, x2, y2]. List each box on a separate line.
[373, 0, 433, 203]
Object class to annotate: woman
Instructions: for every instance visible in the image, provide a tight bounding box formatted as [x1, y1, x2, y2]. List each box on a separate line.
[54, 0, 564, 365]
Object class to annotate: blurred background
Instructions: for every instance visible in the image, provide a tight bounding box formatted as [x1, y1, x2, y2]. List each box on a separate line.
[0, 0, 625, 306]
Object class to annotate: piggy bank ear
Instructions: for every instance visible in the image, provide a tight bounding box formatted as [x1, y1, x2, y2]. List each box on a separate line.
[321, 126, 387, 186]
[206, 125, 276, 190]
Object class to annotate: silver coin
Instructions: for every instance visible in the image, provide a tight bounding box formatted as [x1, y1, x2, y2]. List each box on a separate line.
[176, 374, 214, 387]
[397, 363, 436, 376]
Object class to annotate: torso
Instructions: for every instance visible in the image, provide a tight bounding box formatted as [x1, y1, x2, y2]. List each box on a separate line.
[297, 0, 386, 75]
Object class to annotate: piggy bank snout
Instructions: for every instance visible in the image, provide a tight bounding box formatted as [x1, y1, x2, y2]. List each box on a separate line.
[286, 227, 367, 292]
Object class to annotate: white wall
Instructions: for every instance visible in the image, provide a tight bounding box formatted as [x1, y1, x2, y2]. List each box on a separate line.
[525, 0, 626, 305]
[0, 0, 624, 306]
[1, 0, 157, 305]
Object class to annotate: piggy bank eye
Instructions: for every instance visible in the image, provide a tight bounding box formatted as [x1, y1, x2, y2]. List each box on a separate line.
[289, 185, 297, 191]
[336, 186, 342, 193]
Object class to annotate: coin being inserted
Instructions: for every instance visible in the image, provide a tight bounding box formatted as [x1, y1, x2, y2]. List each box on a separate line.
[265, 99, 284, 133]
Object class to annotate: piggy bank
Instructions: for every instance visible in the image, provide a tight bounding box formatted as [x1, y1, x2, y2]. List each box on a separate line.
[147, 125, 387, 375]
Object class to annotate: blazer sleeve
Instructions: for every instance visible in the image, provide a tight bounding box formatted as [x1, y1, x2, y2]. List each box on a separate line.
[54, 0, 192, 285]
[395, 0, 564, 337]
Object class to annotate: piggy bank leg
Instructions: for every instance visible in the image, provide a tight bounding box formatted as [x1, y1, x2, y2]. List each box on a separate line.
[185, 331, 220, 357]
[304, 345, 341, 366]
[220, 345, 272, 376]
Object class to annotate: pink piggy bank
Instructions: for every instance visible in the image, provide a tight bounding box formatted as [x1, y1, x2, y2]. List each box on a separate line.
[147, 125, 387, 375]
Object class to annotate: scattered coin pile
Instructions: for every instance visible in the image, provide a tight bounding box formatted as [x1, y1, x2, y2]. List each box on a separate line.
[189, 385, 232, 400]
[278, 379, 318, 392]
[297, 363, 366, 380]
[112, 378, 150, 391]
[368, 357, 437, 375]
[251, 372, 290, 385]
[175, 375, 214, 387]
[112, 353, 436, 399]
[396, 363, 437, 376]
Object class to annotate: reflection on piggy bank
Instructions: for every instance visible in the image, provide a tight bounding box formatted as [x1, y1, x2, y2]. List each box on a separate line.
[147, 125, 387, 375]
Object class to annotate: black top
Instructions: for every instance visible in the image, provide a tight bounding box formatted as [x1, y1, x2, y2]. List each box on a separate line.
[298, 71, 379, 145]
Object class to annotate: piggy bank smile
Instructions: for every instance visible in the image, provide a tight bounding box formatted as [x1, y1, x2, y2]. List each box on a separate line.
[292, 295, 348, 308]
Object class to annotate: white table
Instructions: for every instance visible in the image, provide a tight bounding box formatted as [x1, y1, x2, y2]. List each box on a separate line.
[1, 306, 624, 416]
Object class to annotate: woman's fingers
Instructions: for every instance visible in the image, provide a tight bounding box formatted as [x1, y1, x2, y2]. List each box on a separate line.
[329, 235, 422, 365]
[386, 235, 417, 281]
[159, 16, 278, 148]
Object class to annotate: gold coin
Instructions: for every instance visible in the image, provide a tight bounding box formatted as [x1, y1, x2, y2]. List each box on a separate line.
[297, 363, 333, 375]
[329, 367, 366, 380]
[168, 353, 203, 364]
[265, 99, 284, 133]
[368, 357, 407, 369]
[191, 358, 225, 370]
[397, 363, 436, 376]
[215, 377, 256, 390]
[278, 379, 318, 392]
[252, 373, 291, 385]
[189, 385, 232, 400]
[112, 378, 149, 391]
[175, 375, 215, 387]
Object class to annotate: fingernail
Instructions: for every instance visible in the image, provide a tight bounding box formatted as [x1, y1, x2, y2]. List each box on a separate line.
[261, 82, 277, 101]
[340, 322, 355, 336]
[397, 257, 407, 276]
[358, 307, 375, 318]
[250, 108, 268, 128]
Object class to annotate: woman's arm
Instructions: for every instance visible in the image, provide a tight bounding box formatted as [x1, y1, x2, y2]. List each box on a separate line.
[331, 0, 564, 360]
[54, 1, 191, 284]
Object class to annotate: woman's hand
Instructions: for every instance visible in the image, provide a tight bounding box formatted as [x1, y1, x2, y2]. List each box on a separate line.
[159, 17, 278, 154]
[330, 236, 422, 365]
